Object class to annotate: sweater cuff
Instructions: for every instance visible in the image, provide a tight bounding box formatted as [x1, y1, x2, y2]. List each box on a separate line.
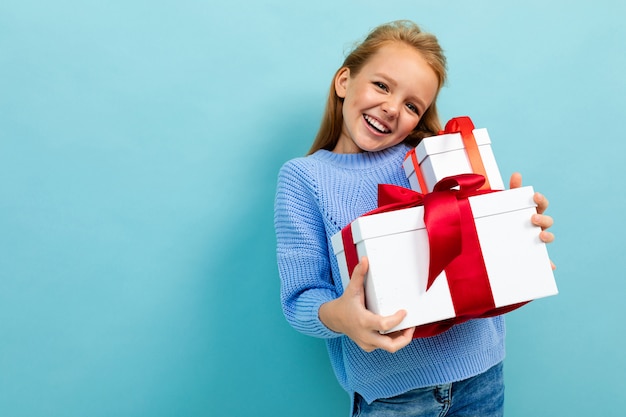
[286, 288, 344, 339]
[312, 297, 344, 339]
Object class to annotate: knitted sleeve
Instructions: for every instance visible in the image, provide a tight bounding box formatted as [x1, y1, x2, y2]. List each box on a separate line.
[274, 159, 342, 339]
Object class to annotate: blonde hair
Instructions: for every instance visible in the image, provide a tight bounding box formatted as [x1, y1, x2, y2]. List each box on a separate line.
[307, 20, 447, 155]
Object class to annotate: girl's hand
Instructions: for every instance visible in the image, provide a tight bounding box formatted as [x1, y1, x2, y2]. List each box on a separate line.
[319, 257, 415, 353]
[509, 172, 556, 269]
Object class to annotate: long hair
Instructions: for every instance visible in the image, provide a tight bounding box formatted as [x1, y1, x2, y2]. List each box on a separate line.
[307, 20, 447, 155]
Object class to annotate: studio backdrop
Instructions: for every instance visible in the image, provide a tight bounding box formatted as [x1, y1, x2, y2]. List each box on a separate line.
[1, 1, 624, 416]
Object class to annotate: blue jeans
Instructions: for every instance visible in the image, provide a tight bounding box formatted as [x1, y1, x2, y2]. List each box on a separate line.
[353, 362, 504, 417]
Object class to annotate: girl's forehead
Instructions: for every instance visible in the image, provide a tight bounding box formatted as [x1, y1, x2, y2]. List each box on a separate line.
[362, 43, 431, 75]
[363, 43, 425, 69]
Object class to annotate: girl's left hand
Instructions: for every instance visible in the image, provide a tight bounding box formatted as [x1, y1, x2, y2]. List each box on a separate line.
[509, 172, 556, 269]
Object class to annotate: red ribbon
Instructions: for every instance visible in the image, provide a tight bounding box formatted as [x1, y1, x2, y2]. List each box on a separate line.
[427, 175, 496, 317]
[340, 174, 527, 338]
[406, 148, 429, 194]
[440, 116, 491, 190]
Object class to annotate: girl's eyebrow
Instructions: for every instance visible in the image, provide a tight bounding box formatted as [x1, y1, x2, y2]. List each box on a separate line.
[373, 72, 397, 87]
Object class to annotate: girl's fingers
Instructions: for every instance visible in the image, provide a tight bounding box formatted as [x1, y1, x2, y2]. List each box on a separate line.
[532, 214, 554, 230]
[358, 310, 413, 353]
[539, 230, 555, 243]
[378, 309, 407, 333]
[534, 192, 549, 214]
[369, 326, 415, 353]
[509, 172, 522, 189]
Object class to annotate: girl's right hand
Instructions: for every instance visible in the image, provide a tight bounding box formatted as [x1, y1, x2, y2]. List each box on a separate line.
[318, 257, 415, 353]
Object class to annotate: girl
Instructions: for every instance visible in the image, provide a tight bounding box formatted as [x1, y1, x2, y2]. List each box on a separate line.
[274, 20, 554, 417]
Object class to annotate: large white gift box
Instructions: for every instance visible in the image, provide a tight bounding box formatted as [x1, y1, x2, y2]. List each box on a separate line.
[331, 184, 557, 335]
[403, 116, 505, 193]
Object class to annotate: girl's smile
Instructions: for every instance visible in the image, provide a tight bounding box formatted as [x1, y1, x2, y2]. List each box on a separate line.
[332, 41, 439, 154]
[363, 114, 391, 134]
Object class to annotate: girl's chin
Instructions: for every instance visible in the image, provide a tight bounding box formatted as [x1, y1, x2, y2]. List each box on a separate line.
[355, 138, 399, 153]
[334, 134, 400, 153]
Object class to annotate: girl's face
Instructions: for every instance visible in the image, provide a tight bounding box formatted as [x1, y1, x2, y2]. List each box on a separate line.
[333, 42, 439, 154]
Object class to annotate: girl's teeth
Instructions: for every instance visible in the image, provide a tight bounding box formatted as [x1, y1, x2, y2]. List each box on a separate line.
[364, 115, 389, 133]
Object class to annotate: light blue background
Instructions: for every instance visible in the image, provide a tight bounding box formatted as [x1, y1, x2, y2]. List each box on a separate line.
[1, 1, 624, 416]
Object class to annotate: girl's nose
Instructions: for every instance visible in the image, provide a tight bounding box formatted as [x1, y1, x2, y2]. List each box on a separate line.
[381, 99, 399, 119]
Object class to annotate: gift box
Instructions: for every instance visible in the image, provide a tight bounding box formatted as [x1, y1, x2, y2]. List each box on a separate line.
[331, 175, 557, 337]
[403, 116, 505, 193]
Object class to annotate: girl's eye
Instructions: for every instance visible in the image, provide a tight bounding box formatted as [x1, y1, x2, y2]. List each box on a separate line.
[406, 103, 420, 115]
[374, 82, 388, 91]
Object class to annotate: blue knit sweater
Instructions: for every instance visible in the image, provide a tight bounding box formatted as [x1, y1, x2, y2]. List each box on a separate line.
[274, 143, 505, 407]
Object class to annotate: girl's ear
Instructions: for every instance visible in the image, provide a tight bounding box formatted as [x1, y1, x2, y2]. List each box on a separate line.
[334, 67, 350, 99]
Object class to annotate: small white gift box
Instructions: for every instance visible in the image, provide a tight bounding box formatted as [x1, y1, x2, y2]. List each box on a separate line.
[331, 184, 557, 335]
[403, 117, 505, 193]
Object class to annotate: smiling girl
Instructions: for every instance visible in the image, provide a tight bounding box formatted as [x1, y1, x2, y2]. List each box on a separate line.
[274, 20, 554, 417]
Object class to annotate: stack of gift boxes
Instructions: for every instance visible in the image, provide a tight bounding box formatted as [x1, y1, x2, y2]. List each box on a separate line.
[331, 116, 558, 337]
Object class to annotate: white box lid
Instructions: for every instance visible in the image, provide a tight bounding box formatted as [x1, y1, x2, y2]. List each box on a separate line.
[350, 186, 536, 244]
[469, 186, 536, 219]
[416, 128, 491, 164]
[351, 205, 426, 244]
